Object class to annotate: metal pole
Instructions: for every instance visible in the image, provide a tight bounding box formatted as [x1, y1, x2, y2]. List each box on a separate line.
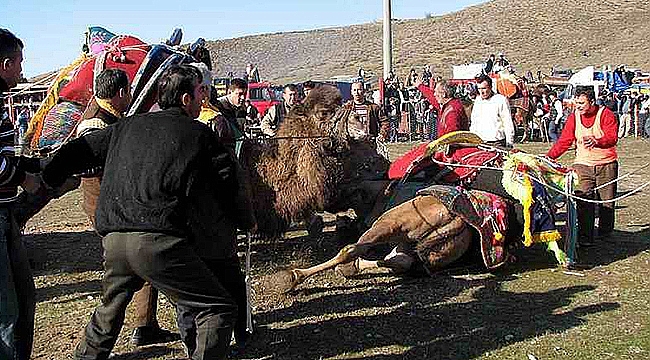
[382, 0, 393, 79]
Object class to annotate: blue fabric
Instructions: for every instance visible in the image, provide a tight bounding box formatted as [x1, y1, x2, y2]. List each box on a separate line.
[548, 120, 560, 142]
[531, 180, 557, 236]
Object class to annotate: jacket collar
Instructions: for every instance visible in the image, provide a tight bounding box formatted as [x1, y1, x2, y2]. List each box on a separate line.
[0, 77, 8, 93]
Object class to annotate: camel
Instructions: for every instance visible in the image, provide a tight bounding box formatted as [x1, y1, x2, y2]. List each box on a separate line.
[238, 85, 391, 237]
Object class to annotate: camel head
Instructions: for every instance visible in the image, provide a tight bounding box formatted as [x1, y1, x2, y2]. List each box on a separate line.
[244, 85, 388, 236]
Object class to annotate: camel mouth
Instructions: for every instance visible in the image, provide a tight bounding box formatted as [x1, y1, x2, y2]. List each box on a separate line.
[271, 269, 300, 294]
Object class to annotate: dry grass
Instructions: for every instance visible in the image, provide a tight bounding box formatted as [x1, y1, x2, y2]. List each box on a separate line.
[26, 138, 650, 359]
[206, 0, 650, 83]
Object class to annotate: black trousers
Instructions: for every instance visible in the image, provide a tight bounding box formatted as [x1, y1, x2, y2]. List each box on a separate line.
[74, 232, 237, 360]
[176, 257, 248, 356]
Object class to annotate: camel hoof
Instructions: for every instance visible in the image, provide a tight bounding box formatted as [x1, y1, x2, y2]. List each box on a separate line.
[335, 259, 360, 278]
[273, 269, 301, 294]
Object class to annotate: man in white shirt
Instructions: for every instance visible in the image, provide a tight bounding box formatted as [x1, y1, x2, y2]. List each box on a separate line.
[470, 74, 514, 147]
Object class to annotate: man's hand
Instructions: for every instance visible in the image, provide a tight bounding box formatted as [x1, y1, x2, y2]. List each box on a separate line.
[583, 136, 597, 149]
[21, 173, 43, 194]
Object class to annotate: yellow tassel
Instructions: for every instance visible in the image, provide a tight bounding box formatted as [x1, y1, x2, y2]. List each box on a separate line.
[493, 231, 504, 243]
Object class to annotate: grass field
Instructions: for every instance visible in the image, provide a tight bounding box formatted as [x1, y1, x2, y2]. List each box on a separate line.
[26, 138, 650, 359]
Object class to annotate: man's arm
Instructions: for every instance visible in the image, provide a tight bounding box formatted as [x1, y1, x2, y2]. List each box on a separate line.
[546, 113, 576, 159]
[42, 126, 113, 188]
[260, 106, 277, 137]
[416, 83, 441, 113]
[594, 108, 618, 148]
[500, 96, 515, 146]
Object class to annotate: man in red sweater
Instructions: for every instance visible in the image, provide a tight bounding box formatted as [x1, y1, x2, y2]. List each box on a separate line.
[415, 78, 469, 138]
[546, 87, 618, 247]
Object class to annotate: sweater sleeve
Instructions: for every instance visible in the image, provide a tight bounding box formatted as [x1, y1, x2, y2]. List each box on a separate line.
[546, 112, 576, 159]
[417, 84, 441, 113]
[595, 108, 618, 148]
[43, 126, 113, 187]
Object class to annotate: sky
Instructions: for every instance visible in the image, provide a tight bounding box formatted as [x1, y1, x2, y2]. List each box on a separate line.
[2, 0, 486, 77]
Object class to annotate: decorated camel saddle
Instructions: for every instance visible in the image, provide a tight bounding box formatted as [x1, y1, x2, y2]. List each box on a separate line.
[26, 27, 197, 154]
[387, 131, 577, 268]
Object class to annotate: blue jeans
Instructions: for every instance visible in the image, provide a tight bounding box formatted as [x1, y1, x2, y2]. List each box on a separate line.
[0, 207, 35, 360]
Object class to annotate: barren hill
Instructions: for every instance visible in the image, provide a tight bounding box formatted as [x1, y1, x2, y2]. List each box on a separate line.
[206, 0, 650, 83]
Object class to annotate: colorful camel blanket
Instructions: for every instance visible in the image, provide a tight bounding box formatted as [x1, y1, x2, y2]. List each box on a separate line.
[417, 185, 508, 270]
[501, 152, 575, 247]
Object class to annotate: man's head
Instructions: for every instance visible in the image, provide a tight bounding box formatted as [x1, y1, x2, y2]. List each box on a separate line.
[95, 68, 131, 114]
[476, 75, 493, 100]
[434, 80, 454, 105]
[489, 54, 495, 60]
[302, 80, 315, 98]
[574, 87, 596, 116]
[282, 84, 298, 107]
[351, 81, 365, 103]
[227, 78, 248, 107]
[188, 62, 212, 102]
[0, 29, 24, 88]
[548, 91, 557, 100]
[157, 64, 205, 118]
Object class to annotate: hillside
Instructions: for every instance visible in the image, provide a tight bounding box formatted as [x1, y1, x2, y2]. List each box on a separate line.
[206, 0, 650, 83]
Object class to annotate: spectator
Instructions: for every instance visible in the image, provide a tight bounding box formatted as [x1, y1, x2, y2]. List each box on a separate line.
[484, 54, 495, 74]
[406, 68, 418, 88]
[214, 78, 248, 154]
[16, 106, 30, 153]
[344, 81, 389, 141]
[470, 74, 514, 147]
[546, 87, 618, 247]
[547, 91, 563, 142]
[422, 65, 433, 87]
[244, 99, 259, 127]
[260, 83, 298, 137]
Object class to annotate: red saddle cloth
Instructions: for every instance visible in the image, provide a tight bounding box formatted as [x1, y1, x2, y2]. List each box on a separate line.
[58, 36, 150, 106]
[388, 144, 502, 184]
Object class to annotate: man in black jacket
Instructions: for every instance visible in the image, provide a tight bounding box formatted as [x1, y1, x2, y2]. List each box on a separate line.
[42, 64, 243, 360]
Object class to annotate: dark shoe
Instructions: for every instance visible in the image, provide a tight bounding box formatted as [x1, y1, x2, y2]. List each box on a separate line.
[131, 326, 180, 347]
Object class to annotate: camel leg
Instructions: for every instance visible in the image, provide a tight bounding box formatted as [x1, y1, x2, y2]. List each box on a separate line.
[342, 243, 416, 276]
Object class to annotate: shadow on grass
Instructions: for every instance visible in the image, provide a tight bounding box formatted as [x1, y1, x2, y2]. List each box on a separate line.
[36, 279, 101, 303]
[242, 277, 618, 360]
[108, 345, 184, 360]
[25, 230, 103, 276]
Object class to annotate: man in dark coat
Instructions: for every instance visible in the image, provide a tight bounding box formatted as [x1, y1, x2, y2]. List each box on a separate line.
[42, 64, 245, 360]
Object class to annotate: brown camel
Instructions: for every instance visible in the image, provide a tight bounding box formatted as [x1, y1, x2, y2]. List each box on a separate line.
[239, 85, 391, 236]
[275, 192, 475, 292]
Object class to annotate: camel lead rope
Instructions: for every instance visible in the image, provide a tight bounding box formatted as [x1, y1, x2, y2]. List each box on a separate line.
[564, 171, 578, 267]
[245, 231, 254, 334]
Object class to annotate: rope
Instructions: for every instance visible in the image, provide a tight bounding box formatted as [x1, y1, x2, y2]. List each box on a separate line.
[429, 157, 650, 204]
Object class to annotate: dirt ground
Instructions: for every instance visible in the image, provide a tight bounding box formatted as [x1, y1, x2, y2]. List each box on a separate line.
[25, 138, 650, 360]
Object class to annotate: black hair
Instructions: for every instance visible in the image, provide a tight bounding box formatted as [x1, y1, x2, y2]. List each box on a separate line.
[302, 80, 315, 90]
[476, 74, 493, 88]
[575, 86, 595, 102]
[229, 78, 248, 91]
[94, 68, 129, 99]
[0, 29, 24, 60]
[284, 83, 298, 92]
[157, 64, 202, 109]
